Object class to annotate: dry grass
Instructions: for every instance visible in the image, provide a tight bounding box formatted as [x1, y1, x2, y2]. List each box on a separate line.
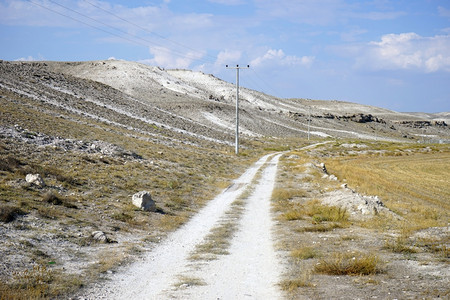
[1, 91, 280, 297]
[304, 199, 349, 224]
[273, 144, 449, 298]
[190, 220, 237, 260]
[0, 265, 52, 300]
[325, 148, 450, 231]
[0, 265, 83, 300]
[296, 222, 345, 233]
[291, 246, 320, 260]
[279, 273, 313, 292]
[272, 188, 307, 202]
[384, 236, 418, 254]
[314, 252, 381, 276]
[174, 275, 206, 288]
[189, 160, 271, 261]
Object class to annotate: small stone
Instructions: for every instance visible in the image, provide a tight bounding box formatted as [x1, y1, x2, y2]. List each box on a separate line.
[91, 231, 109, 243]
[25, 174, 45, 187]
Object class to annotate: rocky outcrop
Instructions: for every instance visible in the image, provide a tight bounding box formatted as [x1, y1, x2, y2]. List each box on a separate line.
[132, 191, 156, 212]
[0, 126, 142, 159]
[288, 112, 386, 124]
[393, 120, 448, 128]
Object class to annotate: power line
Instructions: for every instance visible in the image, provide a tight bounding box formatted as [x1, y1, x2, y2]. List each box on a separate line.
[83, 0, 218, 63]
[249, 68, 282, 98]
[29, 0, 216, 65]
[28, 1, 283, 101]
[29, 1, 149, 47]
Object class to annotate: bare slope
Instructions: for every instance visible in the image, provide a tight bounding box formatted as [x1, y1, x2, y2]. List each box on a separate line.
[41, 59, 449, 142]
[1, 59, 449, 299]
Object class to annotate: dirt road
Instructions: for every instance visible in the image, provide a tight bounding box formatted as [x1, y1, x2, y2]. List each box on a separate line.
[82, 153, 283, 299]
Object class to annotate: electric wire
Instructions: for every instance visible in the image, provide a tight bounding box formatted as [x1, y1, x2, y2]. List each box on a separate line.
[29, 0, 149, 48]
[28, 0, 284, 98]
[29, 0, 216, 65]
[250, 68, 282, 98]
[82, 0, 219, 63]
[45, 0, 215, 64]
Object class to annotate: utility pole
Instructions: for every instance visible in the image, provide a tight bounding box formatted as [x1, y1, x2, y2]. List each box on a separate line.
[307, 102, 311, 141]
[226, 64, 249, 155]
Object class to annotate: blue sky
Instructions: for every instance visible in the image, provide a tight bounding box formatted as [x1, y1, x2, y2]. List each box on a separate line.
[1, 0, 449, 113]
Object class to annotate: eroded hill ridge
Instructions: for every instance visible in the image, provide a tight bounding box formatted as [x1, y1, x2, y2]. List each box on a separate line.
[1, 59, 449, 145]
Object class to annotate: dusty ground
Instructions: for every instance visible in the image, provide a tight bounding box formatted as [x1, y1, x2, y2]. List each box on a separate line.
[1, 59, 449, 299]
[78, 153, 283, 299]
[77, 145, 449, 300]
[272, 146, 449, 300]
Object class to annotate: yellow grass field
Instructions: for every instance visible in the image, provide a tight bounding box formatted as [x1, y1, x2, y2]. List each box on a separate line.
[325, 149, 450, 230]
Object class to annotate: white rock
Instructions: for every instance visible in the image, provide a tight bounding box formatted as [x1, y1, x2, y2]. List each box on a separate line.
[91, 231, 109, 243]
[132, 191, 156, 212]
[25, 173, 45, 187]
[328, 175, 338, 181]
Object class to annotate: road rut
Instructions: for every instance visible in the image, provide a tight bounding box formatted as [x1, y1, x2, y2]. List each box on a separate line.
[82, 153, 283, 299]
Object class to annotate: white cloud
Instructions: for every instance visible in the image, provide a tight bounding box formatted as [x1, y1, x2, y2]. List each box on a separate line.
[140, 46, 205, 69]
[250, 49, 315, 68]
[355, 33, 450, 73]
[215, 50, 242, 66]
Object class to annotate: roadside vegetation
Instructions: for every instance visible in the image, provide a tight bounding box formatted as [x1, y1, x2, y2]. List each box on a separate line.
[273, 140, 449, 299]
[0, 94, 283, 298]
[325, 145, 449, 231]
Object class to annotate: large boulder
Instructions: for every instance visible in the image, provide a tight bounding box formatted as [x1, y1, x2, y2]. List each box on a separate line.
[25, 174, 45, 187]
[132, 191, 156, 212]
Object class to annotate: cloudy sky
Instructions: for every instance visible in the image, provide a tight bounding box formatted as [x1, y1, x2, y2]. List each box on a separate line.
[1, 0, 449, 113]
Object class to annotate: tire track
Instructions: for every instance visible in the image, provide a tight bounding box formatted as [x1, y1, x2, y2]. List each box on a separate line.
[165, 153, 283, 299]
[81, 153, 278, 299]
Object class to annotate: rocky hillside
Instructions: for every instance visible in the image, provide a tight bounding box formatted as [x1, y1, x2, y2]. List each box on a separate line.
[1, 59, 448, 147]
[0, 59, 449, 298]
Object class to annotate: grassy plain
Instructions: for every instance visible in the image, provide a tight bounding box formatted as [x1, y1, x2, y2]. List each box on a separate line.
[325, 145, 450, 230]
[273, 140, 449, 299]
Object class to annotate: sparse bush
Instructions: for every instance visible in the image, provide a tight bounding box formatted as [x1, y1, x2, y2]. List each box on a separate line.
[305, 200, 348, 224]
[279, 271, 313, 292]
[0, 205, 26, 223]
[0, 156, 23, 172]
[43, 191, 63, 205]
[296, 222, 344, 233]
[281, 209, 304, 221]
[42, 191, 78, 209]
[314, 252, 381, 276]
[174, 275, 206, 288]
[291, 246, 319, 260]
[0, 265, 53, 299]
[384, 236, 418, 254]
[112, 212, 134, 223]
[272, 188, 306, 202]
